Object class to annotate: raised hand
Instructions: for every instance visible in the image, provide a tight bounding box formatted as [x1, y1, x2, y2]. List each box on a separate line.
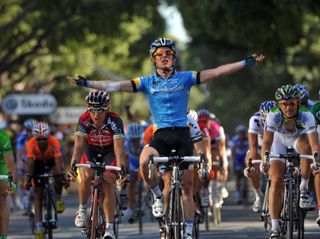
[66, 75, 88, 87]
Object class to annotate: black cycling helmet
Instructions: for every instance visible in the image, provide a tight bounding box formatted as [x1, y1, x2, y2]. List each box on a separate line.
[149, 38, 176, 56]
[275, 84, 301, 101]
[86, 90, 110, 107]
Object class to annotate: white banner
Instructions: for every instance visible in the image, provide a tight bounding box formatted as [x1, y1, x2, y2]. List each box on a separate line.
[49, 107, 86, 124]
[1, 94, 57, 115]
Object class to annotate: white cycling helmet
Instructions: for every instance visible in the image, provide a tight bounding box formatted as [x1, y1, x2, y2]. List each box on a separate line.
[32, 122, 50, 138]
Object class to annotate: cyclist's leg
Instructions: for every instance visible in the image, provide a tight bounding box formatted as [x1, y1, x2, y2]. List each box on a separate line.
[245, 150, 263, 211]
[0, 184, 9, 236]
[102, 173, 117, 222]
[126, 171, 138, 221]
[269, 160, 286, 234]
[181, 168, 195, 237]
[75, 167, 93, 227]
[295, 135, 312, 208]
[140, 145, 165, 218]
[162, 171, 171, 210]
[29, 159, 46, 237]
[52, 157, 65, 213]
[314, 173, 320, 226]
[139, 146, 160, 189]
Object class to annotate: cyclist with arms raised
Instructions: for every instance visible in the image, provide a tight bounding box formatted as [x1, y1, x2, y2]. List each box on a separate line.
[26, 122, 66, 239]
[244, 101, 277, 212]
[68, 90, 127, 239]
[68, 38, 264, 238]
[260, 84, 320, 239]
[0, 129, 17, 239]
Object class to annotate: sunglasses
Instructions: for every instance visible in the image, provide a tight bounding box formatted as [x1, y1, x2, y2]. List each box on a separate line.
[279, 101, 298, 107]
[153, 49, 175, 57]
[88, 107, 107, 113]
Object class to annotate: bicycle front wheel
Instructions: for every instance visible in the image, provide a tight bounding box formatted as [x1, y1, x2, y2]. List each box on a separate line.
[287, 181, 294, 239]
[90, 189, 99, 239]
[46, 194, 54, 239]
[173, 186, 183, 239]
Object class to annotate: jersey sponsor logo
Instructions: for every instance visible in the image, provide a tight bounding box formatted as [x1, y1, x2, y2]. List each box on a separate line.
[253, 118, 261, 128]
[107, 118, 120, 134]
[150, 84, 184, 94]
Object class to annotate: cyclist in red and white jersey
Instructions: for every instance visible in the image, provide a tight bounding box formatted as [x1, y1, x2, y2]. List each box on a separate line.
[68, 90, 127, 239]
[197, 109, 229, 203]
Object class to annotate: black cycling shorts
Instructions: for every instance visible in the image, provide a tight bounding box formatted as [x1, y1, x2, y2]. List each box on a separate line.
[80, 144, 118, 174]
[149, 127, 194, 171]
[32, 158, 55, 188]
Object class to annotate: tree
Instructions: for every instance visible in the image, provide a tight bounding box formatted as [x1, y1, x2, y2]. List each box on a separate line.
[0, 0, 165, 104]
[165, 0, 320, 131]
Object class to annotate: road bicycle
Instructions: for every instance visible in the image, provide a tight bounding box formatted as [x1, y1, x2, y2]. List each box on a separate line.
[148, 150, 203, 239]
[76, 155, 122, 239]
[260, 148, 316, 239]
[207, 161, 224, 227]
[32, 172, 64, 239]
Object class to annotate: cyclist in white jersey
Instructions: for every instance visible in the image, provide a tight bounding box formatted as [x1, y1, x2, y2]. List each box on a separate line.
[68, 38, 264, 239]
[260, 84, 320, 239]
[244, 101, 277, 212]
[295, 84, 315, 109]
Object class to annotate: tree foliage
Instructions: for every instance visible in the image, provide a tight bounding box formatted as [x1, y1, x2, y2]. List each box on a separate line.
[0, 0, 165, 110]
[165, 0, 320, 132]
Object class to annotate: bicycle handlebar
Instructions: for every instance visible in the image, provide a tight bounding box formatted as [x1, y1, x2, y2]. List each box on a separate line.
[267, 153, 314, 161]
[148, 154, 202, 179]
[32, 173, 65, 178]
[151, 155, 200, 163]
[0, 175, 9, 180]
[75, 163, 121, 172]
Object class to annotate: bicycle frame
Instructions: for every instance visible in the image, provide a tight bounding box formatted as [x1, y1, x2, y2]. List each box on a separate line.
[148, 152, 201, 239]
[76, 161, 121, 239]
[33, 173, 62, 239]
[263, 149, 314, 239]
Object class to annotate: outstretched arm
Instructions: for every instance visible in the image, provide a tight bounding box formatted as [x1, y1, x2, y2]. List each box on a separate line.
[66, 75, 134, 93]
[199, 54, 265, 84]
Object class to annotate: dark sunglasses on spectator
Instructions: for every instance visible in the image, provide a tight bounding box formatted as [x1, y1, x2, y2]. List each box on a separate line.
[88, 107, 107, 113]
[153, 49, 175, 57]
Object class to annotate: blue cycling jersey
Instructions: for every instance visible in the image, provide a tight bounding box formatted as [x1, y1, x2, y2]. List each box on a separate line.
[124, 136, 143, 173]
[132, 71, 199, 129]
[16, 132, 28, 151]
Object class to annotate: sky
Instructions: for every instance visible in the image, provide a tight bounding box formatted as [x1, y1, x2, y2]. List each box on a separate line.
[158, 4, 191, 44]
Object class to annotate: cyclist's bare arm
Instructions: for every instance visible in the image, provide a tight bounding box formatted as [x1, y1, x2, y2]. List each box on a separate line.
[54, 156, 63, 173]
[261, 130, 274, 160]
[67, 75, 134, 93]
[3, 153, 17, 183]
[199, 54, 265, 84]
[88, 80, 133, 92]
[113, 136, 126, 169]
[70, 135, 86, 166]
[307, 132, 320, 159]
[248, 132, 260, 161]
[203, 137, 212, 169]
[25, 157, 35, 184]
